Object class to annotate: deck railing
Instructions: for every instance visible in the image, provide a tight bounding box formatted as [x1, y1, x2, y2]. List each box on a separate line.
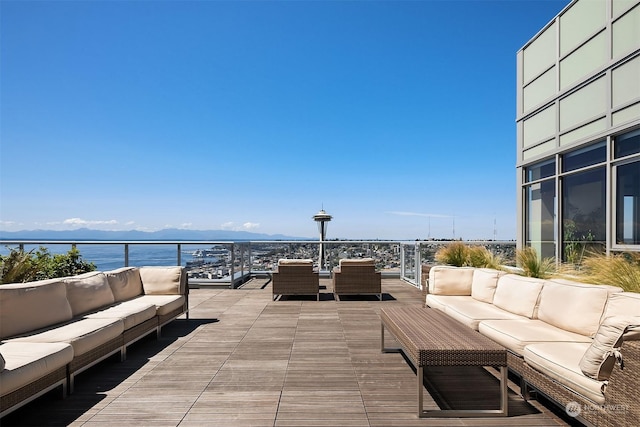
[0, 239, 516, 289]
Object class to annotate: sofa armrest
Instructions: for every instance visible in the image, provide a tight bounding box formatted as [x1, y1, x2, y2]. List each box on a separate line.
[601, 339, 640, 425]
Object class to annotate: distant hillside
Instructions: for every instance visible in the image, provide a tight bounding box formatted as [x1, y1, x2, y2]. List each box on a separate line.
[0, 228, 309, 241]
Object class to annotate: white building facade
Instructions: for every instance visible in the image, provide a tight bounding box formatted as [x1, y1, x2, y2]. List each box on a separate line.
[516, 0, 640, 261]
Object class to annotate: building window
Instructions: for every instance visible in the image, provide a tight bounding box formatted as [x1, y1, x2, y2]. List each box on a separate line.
[561, 168, 606, 263]
[615, 128, 640, 159]
[614, 128, 640, 246]
[562, 140, 606, 172]
[525, 159, 556, 259]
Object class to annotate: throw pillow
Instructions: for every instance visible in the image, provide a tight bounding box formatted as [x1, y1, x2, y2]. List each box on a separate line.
[579, 316, 640, 381]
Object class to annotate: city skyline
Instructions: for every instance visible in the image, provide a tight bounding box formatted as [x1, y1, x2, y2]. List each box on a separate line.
[0, 0, 569, 240]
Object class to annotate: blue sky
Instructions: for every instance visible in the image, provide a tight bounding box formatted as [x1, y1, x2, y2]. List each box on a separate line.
[0, 0, 568, 240]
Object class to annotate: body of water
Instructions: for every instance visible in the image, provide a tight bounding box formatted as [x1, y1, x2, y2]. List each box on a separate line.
[0, 243, 214, 271]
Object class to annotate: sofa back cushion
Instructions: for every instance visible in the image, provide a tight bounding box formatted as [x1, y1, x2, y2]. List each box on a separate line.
[471, 268, 505, 303]
[140, 266, 186, 295]
[428, 266, 474, 295]
[492, 274, 544, 318]
[538, 279, 622, 337]
[64, 272, 115, 316]
[278, 259, 313, 266]
[105, 267, 144, 302]
[0, 279, 73, 339]
[579, 316, 640, 381]
[603, 292, 640, 319]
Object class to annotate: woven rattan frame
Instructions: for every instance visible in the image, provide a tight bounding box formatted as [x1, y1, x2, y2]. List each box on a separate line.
[272, 265, 319, 300]
[333, 265, 381, 300]
[509, 340, 640, 427]
[0, 366, 67, 417]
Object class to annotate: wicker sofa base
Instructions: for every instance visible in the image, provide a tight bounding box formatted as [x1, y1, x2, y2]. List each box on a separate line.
[0, 366, 67, 417]
[507, 340, 640, 427]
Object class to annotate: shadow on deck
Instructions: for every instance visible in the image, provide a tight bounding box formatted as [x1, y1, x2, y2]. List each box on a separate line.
[2, 278, 582, 426]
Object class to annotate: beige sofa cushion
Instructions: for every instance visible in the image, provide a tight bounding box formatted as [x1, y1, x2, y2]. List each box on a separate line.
[136, 295, 186, 316]
[86, 301, 157, 330]
[12, 317, 124, 356]
[478, 319, 592, 355]
[140, 266, 186, 295]
[523, 342, 605, 405]
[278, 259, 313, 266]
[425, 294, 472, 312]
[471, 268, 505, 303]
[0, 280, 73, 339]
[443, 299, 525, 331]
[0, 342, 74, 396]
[579, 316, 640, 381]
[105, 267, 143, 302]
[603, 292, 640, 318]
[428, 266, 474, 296]
[538, 279, 622, 337]
[64, 272, 115, 316]
[339, 258, 375, 266]
[492, 274, 544, 318]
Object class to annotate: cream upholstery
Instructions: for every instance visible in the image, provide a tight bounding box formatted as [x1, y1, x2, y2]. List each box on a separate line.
[11, 318, 124, 356]
[86, 302, 157, 330]
[64, 272, 115, 316]
[443, 298, 525, 330]
[0, 280, 73, 339]
[603, 291, 640, 318]
[579, 316, 640, 381]
[425, 294, 471, 312]
[492, 274, 544, 318]
[428, 266, 474, 295]
[0, 265, 188, 417]
[478, 319, 592, 355]
[537, 279, 622, 337]
[471, 268, 505, 303]
[0, 342, 73, 396]
[136, 295, 186, 316]
[277, 259, 313, 265]
[523, 342, 606, 405]
[140, 266, 186, 295]
[106, 267, 144, 302]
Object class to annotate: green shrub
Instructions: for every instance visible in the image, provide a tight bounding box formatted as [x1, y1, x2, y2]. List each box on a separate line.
[0, 246, 96, 284]
[435, 242, 469, 267]
[557, 252, 640, 293]
[435, 243, 503, 269]
[516, 247, 555, 279]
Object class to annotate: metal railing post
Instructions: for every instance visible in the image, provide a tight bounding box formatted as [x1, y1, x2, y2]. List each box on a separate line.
[124, 244, 129, 267]
[177, 243, 181, 266]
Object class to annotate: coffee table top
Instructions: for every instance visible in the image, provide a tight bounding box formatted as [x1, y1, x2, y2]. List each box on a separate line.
[381, 306, 507, 367]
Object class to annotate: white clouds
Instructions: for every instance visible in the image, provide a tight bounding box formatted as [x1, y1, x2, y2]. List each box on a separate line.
[221, 221, 260, 231]
[61, 218, 118, 226]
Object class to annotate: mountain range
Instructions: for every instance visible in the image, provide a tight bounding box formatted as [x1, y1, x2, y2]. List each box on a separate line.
[0, 228, 309, 241]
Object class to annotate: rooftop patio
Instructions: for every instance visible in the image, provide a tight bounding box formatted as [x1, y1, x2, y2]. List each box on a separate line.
[2, 278, 579, 426]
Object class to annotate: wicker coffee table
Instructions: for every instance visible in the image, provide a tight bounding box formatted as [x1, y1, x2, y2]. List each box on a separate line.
[380, 306, 508, 418]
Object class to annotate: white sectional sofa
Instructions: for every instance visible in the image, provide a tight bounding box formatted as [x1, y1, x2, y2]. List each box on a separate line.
[425, 266, 640, 427]
[0, 266, 188, 417]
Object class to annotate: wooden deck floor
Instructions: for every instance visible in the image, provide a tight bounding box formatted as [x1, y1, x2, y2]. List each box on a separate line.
[2, 278, 582, 426]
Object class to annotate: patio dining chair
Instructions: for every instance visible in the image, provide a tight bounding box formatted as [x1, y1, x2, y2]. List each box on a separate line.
[332, 258, 382, 301]
[272, 259, 319, 301]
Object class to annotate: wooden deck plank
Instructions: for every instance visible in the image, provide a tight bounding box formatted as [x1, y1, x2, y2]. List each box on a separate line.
[1, 278, 580, 427]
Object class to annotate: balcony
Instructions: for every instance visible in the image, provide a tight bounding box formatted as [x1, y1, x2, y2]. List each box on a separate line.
[1, 275, 579, 426]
